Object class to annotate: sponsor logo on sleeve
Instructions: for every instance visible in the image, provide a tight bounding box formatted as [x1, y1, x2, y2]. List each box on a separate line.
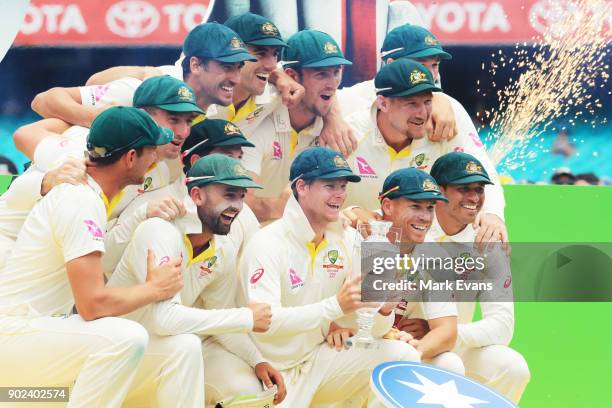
[250, 267, 265, 284]
[84, 219, 104, 241]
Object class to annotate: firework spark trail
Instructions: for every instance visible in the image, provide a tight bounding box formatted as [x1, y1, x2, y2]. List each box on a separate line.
[483, 0, 610, 170]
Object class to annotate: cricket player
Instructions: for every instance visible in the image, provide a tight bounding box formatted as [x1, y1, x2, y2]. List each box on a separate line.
[240, 147, 421, 407]
[214, 12, 288, 125]
[376, 167, 465, 374]
[240, 29, 352, 222]
[5, 76, 203, 275]
[84, 17, 359, 157]
[0, 107, 190, 407]
[108, 118, 261, 277]
[108, 154, 286, 406]
[423, 152, 530, 403]
[344, 57, 507, 244]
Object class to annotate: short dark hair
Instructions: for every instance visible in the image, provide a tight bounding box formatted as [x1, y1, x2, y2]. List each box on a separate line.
[0, 156, 17, 175]
[88, 146, 145, 166]
[291, 178, 315, 200]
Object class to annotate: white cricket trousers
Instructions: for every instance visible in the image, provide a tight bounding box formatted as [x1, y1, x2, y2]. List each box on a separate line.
[0, 314, 148, 407]
[202, 340, 263, 407]
[123, 332, 204, 408]
[458, 344, 530, 404]
[277, 339, 420, 408]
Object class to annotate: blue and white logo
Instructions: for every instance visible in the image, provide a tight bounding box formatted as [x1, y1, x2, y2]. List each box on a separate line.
[371, 361, 517, 408]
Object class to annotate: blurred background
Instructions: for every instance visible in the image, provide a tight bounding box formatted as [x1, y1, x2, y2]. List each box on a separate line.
[0, 0, 610, 184]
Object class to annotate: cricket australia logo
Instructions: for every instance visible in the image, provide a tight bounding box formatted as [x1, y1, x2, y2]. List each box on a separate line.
[198, 256, 217, 278]
[230, 37, 243, 49]
[424, 35, 439, 46]
[466, 161, 483, 173]
[413, 153, 428, 169]
[409, 69, 428, 85]
[177, 86, 193, 101]
[224, 122, 242, 136]
[289, 268, 304, 290]
[261, 22, 279, 36]
[323, 42, 338, 54]
[323, 249, 344, 279]
[138, 176, 153, 194]
[422, 179, 439, 192]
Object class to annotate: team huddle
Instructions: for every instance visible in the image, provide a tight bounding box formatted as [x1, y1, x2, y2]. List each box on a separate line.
[0, 11, 530, 408]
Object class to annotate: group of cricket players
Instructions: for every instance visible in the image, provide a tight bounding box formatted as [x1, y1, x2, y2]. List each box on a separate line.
[0, 10, 531, 408]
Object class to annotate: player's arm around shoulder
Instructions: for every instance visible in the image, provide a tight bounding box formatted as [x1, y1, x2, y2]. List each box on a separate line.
[86, 65, 162, 86]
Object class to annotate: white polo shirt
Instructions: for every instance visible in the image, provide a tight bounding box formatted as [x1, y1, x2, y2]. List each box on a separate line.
[240, 196, 394, 370]
[427, 217, 514, 349]
[0, 176, 107, 316]
[241, 106, 323, 198]
[344, 95, 505, 220]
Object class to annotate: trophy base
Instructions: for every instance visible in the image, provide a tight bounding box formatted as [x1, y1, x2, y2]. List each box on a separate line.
[345, 335, 379, 349]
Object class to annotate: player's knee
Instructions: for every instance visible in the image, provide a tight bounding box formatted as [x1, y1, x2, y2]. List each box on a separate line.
[379, 339, 421, 362]
[429, 352, 465, 375]
[110, 318, 149, 358]
[174, 334, 204, 361]
[504, 350, 530, 384]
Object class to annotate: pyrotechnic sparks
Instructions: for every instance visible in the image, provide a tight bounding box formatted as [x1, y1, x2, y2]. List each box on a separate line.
[481, 0, 610, 171]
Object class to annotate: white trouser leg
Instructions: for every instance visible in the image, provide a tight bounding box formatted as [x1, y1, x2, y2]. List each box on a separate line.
[458, 344, 530, 404]
[123, 333, 204, 408]
[0, 314, 148, 408]
[276, 339, 420, 408]
[425, 351, 466, 375]
[202, 339, 263, 407]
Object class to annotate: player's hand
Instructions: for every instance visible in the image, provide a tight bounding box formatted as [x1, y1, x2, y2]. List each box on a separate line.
[337, 275, 363, 314]
[428, 93, 457, 142]
[40, 158, 88, 196]
[146, 196, 186, 221]
[473, 213, 509, 252]
[254, 362, 286, 404]
[272, 69, 305, 109]
[396, 318, 430, 340]
[145, 249, 183, 301]
[342, 206, 382, 230]
[383, 327, 415, 343]
[249, 303, 272, 332]
[326, 321, 355, 351]
[319, 115, 358, 158]
[378, 302, 397, 316]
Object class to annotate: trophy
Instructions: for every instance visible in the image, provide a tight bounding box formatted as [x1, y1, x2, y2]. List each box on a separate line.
[346, 220, 401, 348]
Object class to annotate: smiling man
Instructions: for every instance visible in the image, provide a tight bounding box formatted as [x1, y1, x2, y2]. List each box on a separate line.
[240, 147, 420, 407]
[240, 30, 352, 222]
[107, 154, 287, 407]
[344, 57, 506, 245]
[423, 152, 530, 404]
[377, 168, 464, 374]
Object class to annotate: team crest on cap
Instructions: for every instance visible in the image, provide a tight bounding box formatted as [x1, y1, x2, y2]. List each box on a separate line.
[422, 179, 439, 192]
[224, 122, 241, 136]
[409, 69, 428, 85]
[424, 35, 439, 46]
[177, 86, 193, 101]
[234, 163, 248, 176]
[261, 22, 279, 36]
[334, 155, 349, 168]
[230, 37, 243, 49]
[324, 42, 339, 54]
[466, 161, 483, 173]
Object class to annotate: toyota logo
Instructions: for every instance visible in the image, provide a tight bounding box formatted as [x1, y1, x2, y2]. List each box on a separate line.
[106, 0, 160, 38]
